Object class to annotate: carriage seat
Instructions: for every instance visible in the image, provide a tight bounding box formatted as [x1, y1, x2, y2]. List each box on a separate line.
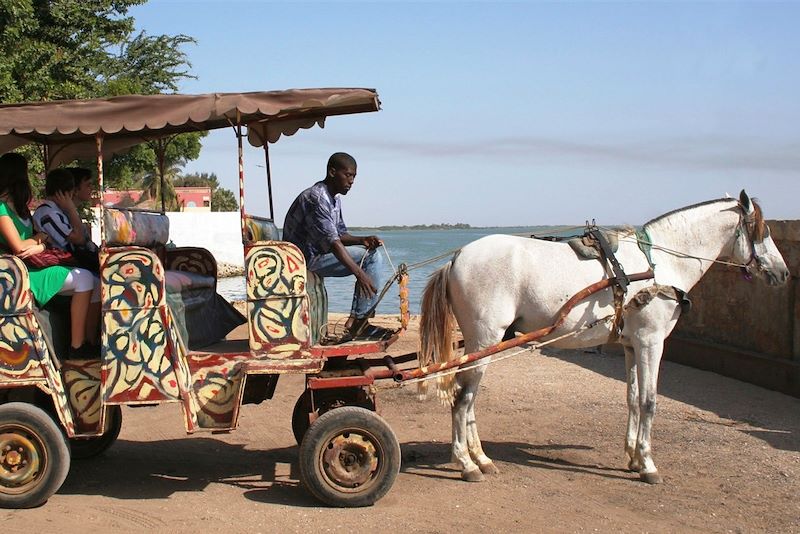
[103, 208, 216, 291]
[164, 270, 216, 292]
[244, 214, 280, 243]
[103, 208, 243, 350]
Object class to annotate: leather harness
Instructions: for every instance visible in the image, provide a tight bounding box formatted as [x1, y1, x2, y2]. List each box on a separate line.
[532, 224, 646, 342]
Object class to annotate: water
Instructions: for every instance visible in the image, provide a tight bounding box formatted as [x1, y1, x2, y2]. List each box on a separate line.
[217, 226, 576, 314]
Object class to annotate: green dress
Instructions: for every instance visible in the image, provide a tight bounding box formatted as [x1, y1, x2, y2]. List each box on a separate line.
[0, 200, 71, 306]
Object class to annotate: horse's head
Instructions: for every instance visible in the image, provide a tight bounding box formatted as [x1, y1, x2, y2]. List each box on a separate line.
[730, 190, 790, 286]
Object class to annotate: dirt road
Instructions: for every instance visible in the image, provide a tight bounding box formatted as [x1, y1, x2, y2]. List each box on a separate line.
[4, 319, 799, 533]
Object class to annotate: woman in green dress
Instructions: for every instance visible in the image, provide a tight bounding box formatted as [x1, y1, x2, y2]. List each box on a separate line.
[0, 153, 100, 358]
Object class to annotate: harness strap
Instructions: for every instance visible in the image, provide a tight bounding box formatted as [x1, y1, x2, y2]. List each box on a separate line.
[588, 229, 629, 291]
[635, 227, 656, 269]
[586, 229, 631, 343]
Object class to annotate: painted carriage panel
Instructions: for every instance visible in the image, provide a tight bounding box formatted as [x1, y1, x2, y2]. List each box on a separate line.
[62, 360, 106, 435]
[186, 353, 247, 430]
[0, 255, 77, 435]
[245, 243, 313, 354]
[102, 248, 166, 309]
[100, 247, 195, 425]
[0, 316, 44, 380]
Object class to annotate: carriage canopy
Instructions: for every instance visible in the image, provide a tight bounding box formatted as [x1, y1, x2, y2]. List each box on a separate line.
[0, 88, 381, 166]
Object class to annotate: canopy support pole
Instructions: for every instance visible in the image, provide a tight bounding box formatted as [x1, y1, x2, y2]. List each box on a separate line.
[263, 143, 275, 221]
[156, 138, 167, 214]
[236, 114, 247, 246]
[96, 134, 105, 247]
[41, 143, 50, 173]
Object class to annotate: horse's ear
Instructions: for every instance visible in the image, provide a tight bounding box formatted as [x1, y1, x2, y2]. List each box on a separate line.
[739, 190, 754, 214]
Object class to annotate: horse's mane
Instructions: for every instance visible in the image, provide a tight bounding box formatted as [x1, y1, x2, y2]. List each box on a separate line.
[751, 201, 767, 241]
[643, 196, 766, 239]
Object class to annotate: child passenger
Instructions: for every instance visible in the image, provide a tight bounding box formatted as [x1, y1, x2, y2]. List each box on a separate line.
[33, 168, 99, 272]
[0, 154, 100, 358]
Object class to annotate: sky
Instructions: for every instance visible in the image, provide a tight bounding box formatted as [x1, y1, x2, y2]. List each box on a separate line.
[131, 1, 799, 227]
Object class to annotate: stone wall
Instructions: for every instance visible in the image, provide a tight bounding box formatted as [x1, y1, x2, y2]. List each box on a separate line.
[664, 220, 800, 397]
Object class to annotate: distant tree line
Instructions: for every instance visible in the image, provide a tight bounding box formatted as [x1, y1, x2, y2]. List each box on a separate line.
[0, 1, 237, 211]
[350, 223, 473, 231]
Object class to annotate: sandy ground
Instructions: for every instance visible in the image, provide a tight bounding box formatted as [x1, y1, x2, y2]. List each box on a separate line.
[4, 316, 799, 533]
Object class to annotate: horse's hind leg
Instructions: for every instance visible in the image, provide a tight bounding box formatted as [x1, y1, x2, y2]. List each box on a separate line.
[464, 366, 500, 475]
[451, 365, 487, 482]
[623, 344, 641, 471]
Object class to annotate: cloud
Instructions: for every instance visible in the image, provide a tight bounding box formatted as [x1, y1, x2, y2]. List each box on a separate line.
[324, 135, 800, 173]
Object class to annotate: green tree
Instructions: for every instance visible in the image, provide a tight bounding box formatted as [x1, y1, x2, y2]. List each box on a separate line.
[0, 1, 202, 197]
[211, 188, 238, 212]
[0, 0, 144, 103]
[173, 172, 221, 189]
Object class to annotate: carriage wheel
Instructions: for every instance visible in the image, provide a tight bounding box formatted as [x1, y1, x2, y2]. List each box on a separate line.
[70, 406, 122, 460]
[0, 403, 71, 509]
[291, 388, 376, 446]
[299, 406, 400, 507]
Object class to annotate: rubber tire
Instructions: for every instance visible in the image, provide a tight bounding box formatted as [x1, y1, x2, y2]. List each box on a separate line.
[299, 406, 400, 507]
[70, 406, 122, 460]
[291, 389, 376, 446]
[0, 402, 71, 509]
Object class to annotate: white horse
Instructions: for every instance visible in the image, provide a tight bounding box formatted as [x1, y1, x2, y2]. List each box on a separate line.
[418, 190, 789, 484]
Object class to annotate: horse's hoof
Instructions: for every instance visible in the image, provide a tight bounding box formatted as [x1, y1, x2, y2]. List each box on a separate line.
[479, 461, 500, 475]
[627, 460, 642, 472]
[462, 468, 485, 482]
[640, 471, 663, 484]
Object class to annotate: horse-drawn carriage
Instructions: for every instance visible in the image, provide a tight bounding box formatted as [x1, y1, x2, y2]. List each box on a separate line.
[0, 88, 789, 509]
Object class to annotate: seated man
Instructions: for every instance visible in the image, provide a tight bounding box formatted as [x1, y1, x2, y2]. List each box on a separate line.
[283, 152, 385, 339]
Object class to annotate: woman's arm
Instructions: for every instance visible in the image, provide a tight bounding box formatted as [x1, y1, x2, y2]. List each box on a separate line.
[0, 215, 46, 255]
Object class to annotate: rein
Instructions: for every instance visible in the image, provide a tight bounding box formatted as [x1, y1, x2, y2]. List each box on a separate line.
[618, 235, 751, 269]
[611, 204, 760, 271]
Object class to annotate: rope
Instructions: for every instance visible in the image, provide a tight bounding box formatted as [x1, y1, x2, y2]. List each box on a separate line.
[615, 236, 747, 269]
[403, 248, 462, 272]
[375, 314, 615, 390]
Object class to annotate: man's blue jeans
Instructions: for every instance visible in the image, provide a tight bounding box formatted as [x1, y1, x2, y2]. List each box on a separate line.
[308, 246, 384, 319]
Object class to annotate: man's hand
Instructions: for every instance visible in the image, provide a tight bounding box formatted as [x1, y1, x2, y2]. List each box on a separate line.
[355, 269, 378, 298]
[53, 190, 76, 212]
[362, 235, 382, 250]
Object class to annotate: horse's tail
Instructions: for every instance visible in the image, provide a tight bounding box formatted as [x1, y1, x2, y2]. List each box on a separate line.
[418, 261, 457, 405]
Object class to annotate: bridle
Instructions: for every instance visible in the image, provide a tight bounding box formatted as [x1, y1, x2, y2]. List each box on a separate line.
[735, 203, 767, 280]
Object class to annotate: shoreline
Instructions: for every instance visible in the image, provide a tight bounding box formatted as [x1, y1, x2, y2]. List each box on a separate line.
[217, 261, 244, 277]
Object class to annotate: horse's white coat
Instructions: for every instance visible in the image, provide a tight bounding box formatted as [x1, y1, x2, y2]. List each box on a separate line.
[419, 191, 789, 483]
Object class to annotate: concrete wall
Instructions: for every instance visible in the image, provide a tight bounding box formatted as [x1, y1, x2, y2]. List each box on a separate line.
[93, 211, 247, 266]
[664, 220, 800, 398]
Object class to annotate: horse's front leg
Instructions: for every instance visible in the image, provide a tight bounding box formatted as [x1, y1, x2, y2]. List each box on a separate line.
[623, 344, 641, 472]
[624, 296, 681, 484]
[633, 339, 666, 484]
[463, 365, 500, 475]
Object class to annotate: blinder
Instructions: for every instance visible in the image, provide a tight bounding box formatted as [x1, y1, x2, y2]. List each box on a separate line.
[737, 203, 767, 280]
